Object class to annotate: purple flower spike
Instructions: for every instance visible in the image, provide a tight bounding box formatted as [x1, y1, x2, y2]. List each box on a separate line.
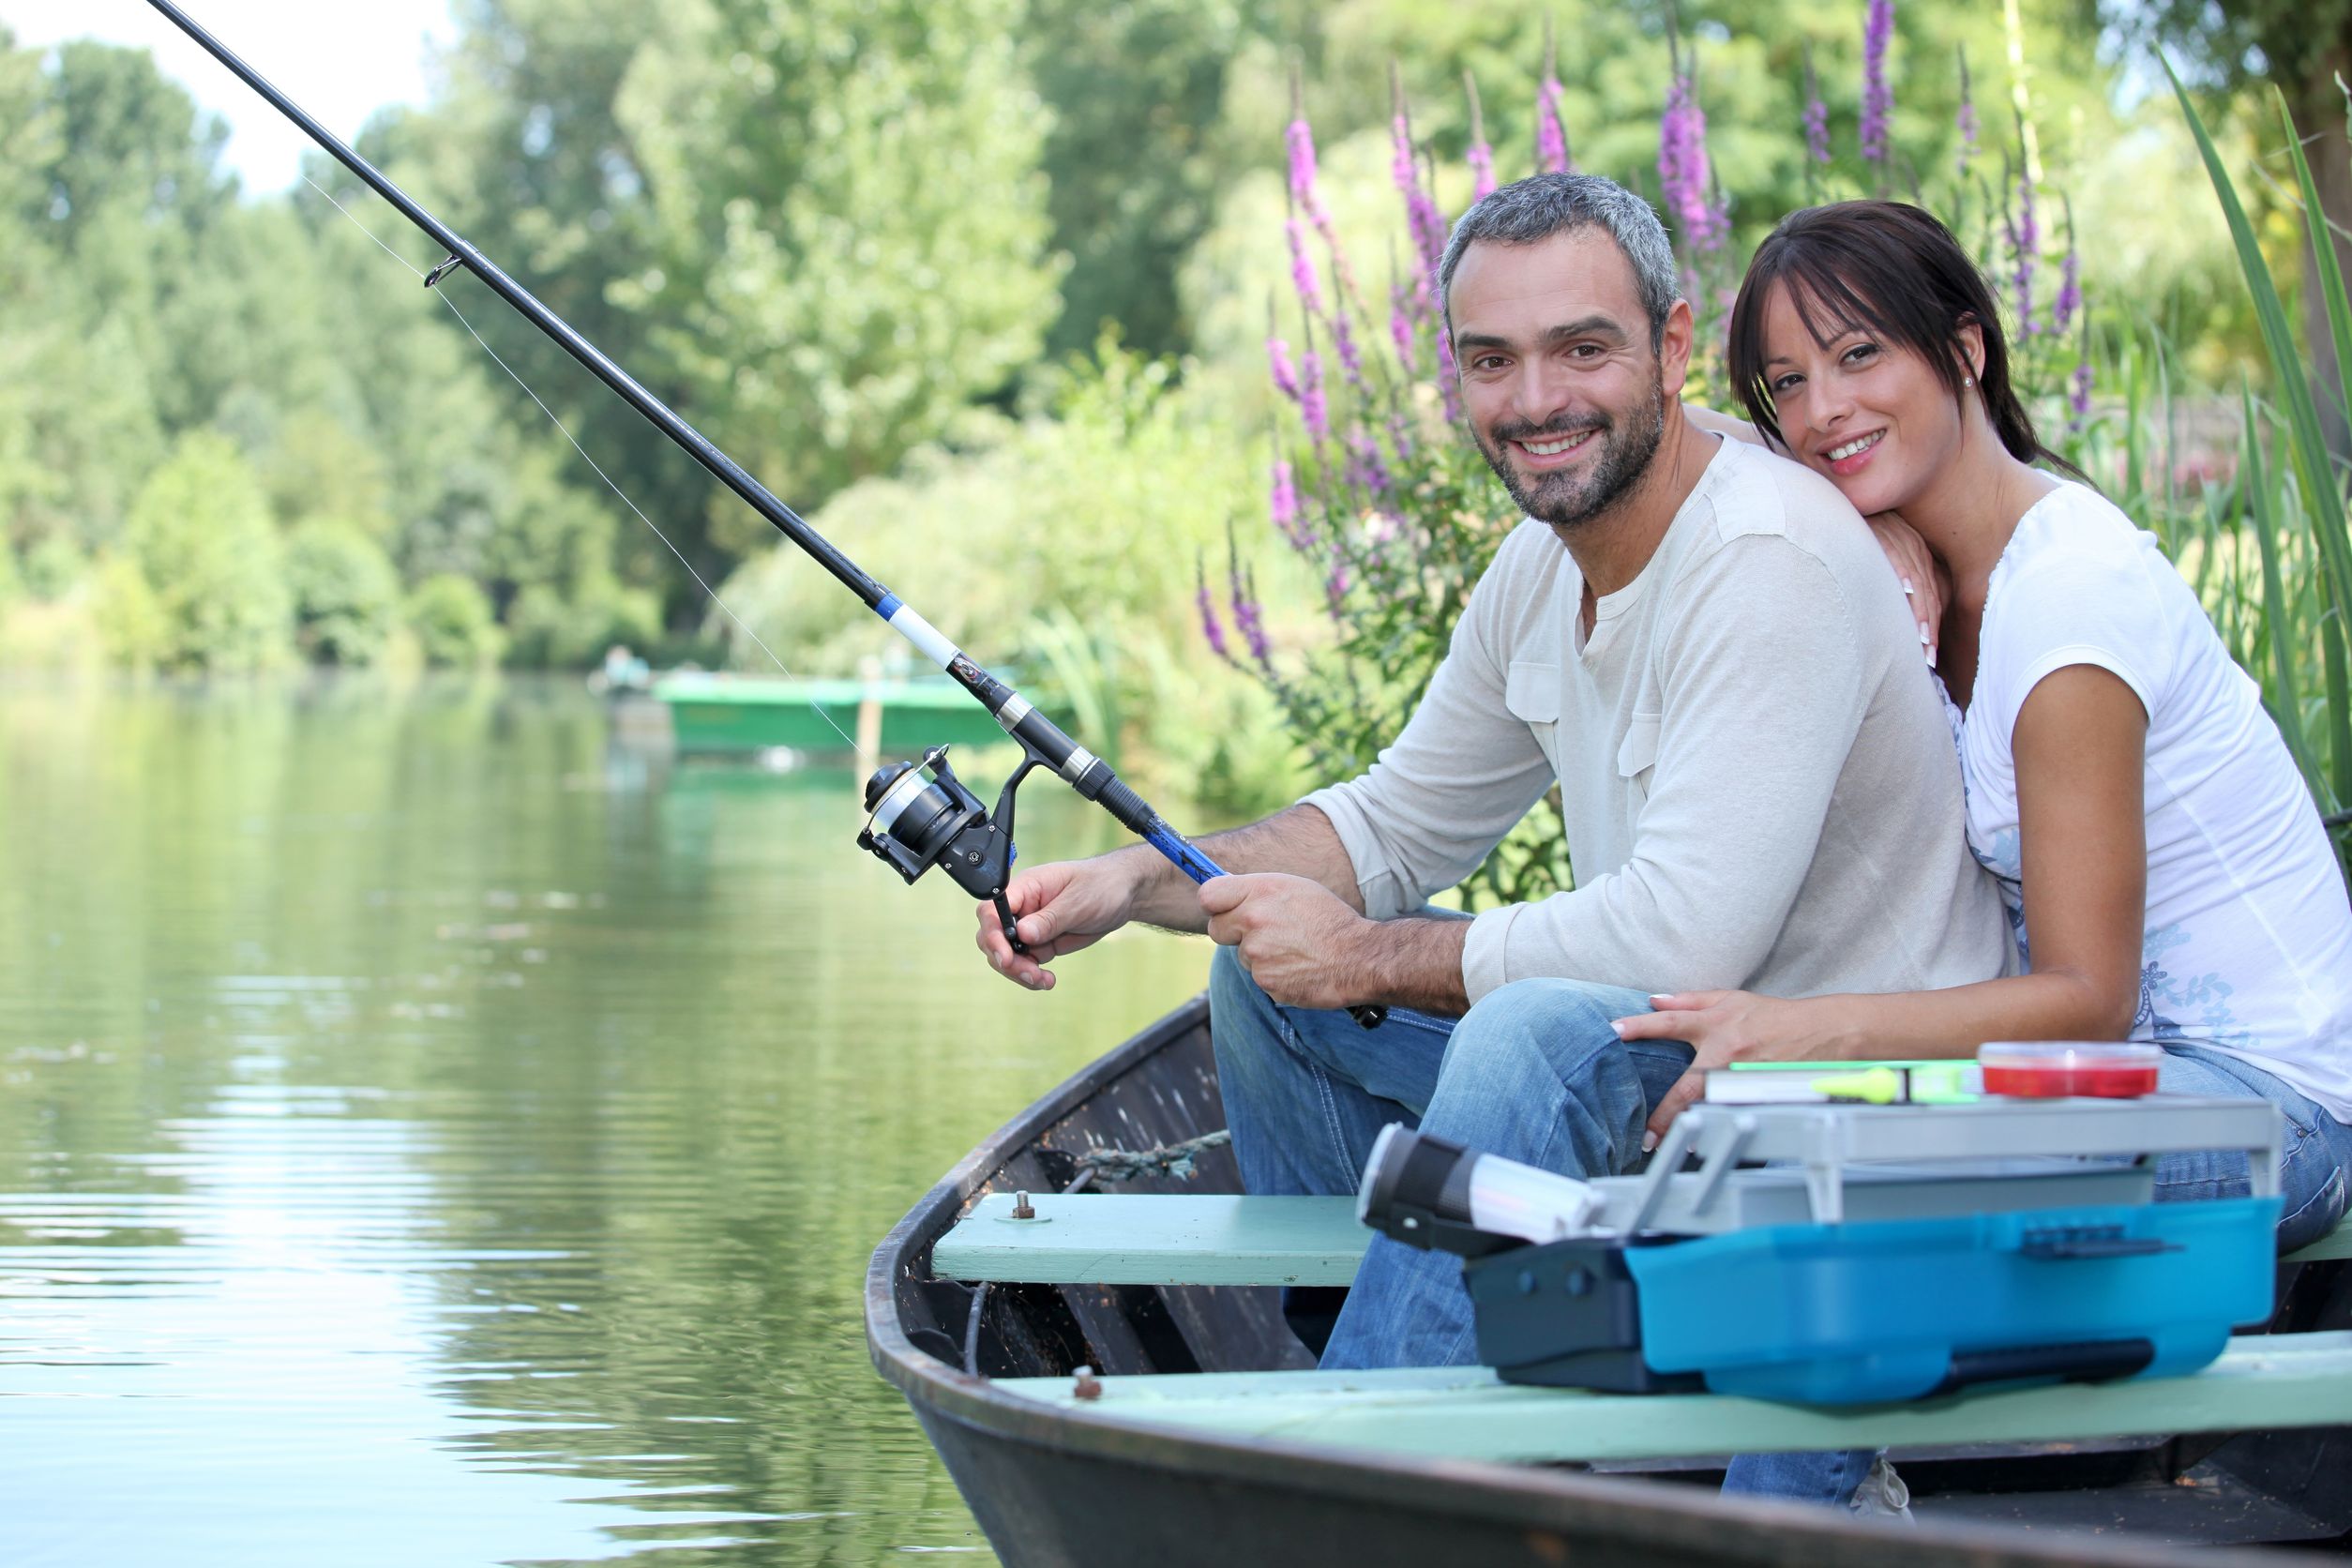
[1436, 331, 1461, 423]
[1196, 562, 1229, 659]
[1537, 76, 1570, 174]
[1300, 350, 1329, 444]
[1324, 555, 1351, 616]
[2012, 175, 2039, 338]
[1468, 138, 1497, 203]
[1862, 0, 1893, 167]
[1333, 306, 1364, 388]
[1287, 218, 1325, 319]
[1287, 116, 1320, 211]
[1347, 426, 1394, 498]
[1388, 292, 1416, 365]
[2053, 246, 2080, 339]
[1229, 556, 1273, 668]
[1267, 335, 1301, 402]
[1659, 71, 1723, 253]
[1271, 458, 1304, 549]
[2071, 359, 2094, 423]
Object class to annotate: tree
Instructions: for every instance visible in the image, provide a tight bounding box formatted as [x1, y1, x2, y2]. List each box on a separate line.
[1023, 0, 1262, 360]
[120, 431, 293, 672]
[613, 0, 1064, 558]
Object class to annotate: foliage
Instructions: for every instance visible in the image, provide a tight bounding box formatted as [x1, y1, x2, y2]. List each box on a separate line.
[407, 573, 505, 669]
[505, 575, 663, 670]
[284, 520, 403, 667]
[1023, 0, 1262, 361]
[120, 432, 292, 673]
[2143, 70, 2352, 864]
[717, 343, 1308, 813]
[612, 0, 1064, 560]
[1207, 13, 2103, 905]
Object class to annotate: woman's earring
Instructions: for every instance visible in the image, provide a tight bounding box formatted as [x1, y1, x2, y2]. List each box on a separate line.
[1963, 376, 1974, 387]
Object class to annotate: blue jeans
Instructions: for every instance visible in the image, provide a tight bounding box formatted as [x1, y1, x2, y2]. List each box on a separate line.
[1207, 947, 2352, 1507]
[1208, 948, 1690, 1366]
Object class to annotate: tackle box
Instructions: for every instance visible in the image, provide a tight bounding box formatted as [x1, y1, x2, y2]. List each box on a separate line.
[1460, 1094, 2285, 1405]
[1465, 1195, 2280, 1402]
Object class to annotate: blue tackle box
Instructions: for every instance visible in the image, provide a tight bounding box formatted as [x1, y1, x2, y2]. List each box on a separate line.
[1450, 1094, 2287, 1405]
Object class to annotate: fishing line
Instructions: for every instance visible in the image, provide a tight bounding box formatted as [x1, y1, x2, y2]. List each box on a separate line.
[159, 0, 1385, 1026]
[301, 175, 861, 752]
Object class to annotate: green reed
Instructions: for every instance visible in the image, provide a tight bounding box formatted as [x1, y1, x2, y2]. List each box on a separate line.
[2124, 66, 2352, 864]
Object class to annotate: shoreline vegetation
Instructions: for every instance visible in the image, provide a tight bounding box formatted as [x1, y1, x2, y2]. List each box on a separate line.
[2, 4, 2344, 853]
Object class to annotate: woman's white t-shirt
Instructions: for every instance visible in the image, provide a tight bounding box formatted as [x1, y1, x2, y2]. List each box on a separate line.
[1955, 480, 2352, 1123]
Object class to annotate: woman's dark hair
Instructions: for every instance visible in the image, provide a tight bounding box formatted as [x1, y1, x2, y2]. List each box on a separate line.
[1725, 200, 2086, 482]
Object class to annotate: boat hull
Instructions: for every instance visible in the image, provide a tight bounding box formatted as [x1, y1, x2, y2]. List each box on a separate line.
[867, 998, 2349, 1566]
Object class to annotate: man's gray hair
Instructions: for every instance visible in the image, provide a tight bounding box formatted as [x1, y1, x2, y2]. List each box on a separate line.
[1438, 173, 1681, 347]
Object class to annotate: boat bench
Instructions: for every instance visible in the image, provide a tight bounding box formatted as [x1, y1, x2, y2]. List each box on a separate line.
[933, 1191, 2352, 1289]
[990, 1333, 2352, 1464]
[937, 1193, 2352, 1463]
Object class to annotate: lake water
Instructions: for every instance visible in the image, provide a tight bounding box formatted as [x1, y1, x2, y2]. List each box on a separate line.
[0, 678, 1208, 1565]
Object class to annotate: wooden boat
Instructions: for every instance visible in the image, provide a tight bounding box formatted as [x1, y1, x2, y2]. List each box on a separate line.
[866, 996, 2352, 1567]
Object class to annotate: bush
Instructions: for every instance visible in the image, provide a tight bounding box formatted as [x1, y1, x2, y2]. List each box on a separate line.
[87, 551, 166, 670]
[122, 431, 292, 673]
[406, 573, 504, 669]
[284, 519, 401, 667]
[503, 575, 663, 670]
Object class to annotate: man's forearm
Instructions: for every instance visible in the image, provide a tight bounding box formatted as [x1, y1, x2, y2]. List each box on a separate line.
[1119, 803, 1365, 931]
[1348, 915, 1470, 1016]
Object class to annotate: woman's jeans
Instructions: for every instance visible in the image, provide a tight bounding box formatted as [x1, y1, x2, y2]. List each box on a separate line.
[1207, 946, 2352, 1508]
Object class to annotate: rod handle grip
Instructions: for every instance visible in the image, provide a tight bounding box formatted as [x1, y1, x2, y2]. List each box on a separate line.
[1140, 825, 1385, 1030]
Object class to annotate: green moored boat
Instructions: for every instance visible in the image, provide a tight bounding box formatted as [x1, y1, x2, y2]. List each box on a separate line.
[653, 671, 1014, 756]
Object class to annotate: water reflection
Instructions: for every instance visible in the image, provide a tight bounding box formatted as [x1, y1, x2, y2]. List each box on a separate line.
[0, 678, 1207, 1565]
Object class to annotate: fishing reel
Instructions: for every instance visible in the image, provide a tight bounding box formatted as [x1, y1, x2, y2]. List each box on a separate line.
[858, 745, 1031, 951]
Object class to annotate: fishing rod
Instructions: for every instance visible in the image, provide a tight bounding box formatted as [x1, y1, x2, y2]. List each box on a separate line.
[146, 0, 1386, 1028]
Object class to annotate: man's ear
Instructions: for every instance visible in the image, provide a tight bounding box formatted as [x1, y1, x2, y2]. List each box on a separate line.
[1658, 297, 1697, 397]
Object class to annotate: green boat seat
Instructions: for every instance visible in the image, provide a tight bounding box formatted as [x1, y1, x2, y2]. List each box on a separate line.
[936, 1192, 2351, 1286]
[993, 1331, 2352, 1464]
[935, 1193, 1365, 1287]
[2284, 1214, 2352, 1264]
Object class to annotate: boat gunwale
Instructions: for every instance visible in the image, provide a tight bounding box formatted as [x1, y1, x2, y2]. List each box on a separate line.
[862, 996, 2279, 1568]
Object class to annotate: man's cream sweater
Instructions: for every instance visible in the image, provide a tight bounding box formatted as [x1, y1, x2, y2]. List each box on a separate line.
[1305, 433, 2013, 1006]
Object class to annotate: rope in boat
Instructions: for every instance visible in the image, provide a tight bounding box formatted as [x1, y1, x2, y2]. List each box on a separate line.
[1061, 1129, 1232, 1194]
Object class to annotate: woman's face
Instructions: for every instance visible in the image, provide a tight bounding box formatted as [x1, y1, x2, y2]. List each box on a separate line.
[1756, 281, 1972, 517]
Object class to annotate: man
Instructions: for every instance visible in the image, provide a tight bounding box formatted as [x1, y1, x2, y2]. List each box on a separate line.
[973, 173, 2009, 1376]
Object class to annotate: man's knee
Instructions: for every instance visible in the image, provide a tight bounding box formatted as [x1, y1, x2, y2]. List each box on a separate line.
[1448, 977, 1651, 1079]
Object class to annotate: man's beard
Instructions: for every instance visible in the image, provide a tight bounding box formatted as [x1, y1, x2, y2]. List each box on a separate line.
[1474, 374, 1667, 530]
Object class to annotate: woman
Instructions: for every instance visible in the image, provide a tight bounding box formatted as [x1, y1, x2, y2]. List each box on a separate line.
[1623, 201, 2352, 1513]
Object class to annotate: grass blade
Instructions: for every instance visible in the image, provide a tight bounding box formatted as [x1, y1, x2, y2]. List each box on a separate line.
[2242, 379, 2317, 781]
[2167, 59, 2352, 625]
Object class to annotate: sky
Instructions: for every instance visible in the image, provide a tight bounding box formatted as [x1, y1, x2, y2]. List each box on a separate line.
[0, 0, 456, 193]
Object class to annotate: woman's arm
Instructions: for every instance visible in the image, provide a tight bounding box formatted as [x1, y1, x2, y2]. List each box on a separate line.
[1619, 663, 2149, 1136]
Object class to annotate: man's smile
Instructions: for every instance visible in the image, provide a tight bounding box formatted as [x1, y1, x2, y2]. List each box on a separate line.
[1511, 428, 1601, 469]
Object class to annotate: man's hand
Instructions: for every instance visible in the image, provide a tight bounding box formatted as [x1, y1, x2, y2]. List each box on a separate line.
[973, 852, 1148, 991]
[1865, 509, 1946, 669]
[1199, 872, 1373, 1010]
[1614, 989, 1846, 1144]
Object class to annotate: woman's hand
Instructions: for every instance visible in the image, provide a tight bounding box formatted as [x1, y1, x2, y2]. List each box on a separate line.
[1613, 990, 1847, 1145]
[1866, 509, 1945, 668]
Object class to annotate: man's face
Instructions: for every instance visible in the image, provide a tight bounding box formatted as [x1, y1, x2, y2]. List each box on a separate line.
[1448, 228, 1690, 530]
